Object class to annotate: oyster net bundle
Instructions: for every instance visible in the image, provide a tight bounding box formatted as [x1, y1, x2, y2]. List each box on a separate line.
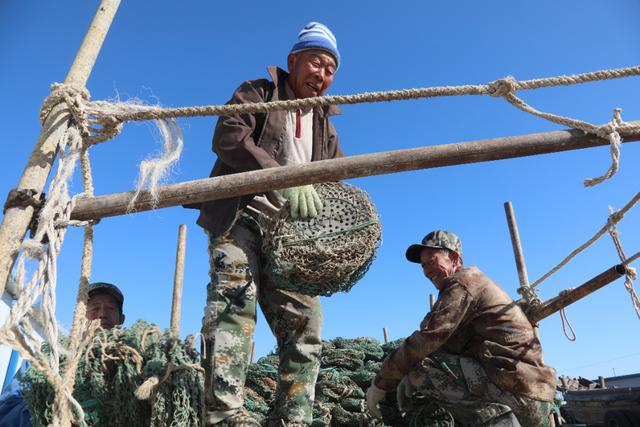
[262, 182, 382, 296]
[20, 326, 456, 426]
[20, 320, 204, 427]
[244, 337, 455, 427]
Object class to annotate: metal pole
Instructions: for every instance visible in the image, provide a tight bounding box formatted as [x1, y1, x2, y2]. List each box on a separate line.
[170, 224, 187, 336]
[383, 327, 389, 344]
[0, 0, 122, 297]
[429, 294, 436, 310]
[529, 264, 627, 323]
[70, 125, 640, 221]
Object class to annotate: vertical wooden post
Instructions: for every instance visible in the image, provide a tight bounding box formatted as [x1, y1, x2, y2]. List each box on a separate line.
[250, 342, 256, 365]
[0, 0, 122, 297]
[170, 224, 187, 336]
[383, 327, 389, 344]
[429, 293, 436, 310]
[503, 202, 531, 292]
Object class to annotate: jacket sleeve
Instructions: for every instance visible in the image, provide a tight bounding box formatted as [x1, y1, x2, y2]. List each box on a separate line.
[212, 79, 281, 172]
[374, 282, 473, 391]
[326, 120, 344, 159]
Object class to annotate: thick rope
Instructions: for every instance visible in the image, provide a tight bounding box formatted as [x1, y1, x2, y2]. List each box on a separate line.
[0, 85, 99, 426]
[134, 362, 204, 400]
[84, 64, 640, 121]
[531, 192, 640, 288]
[78, 64, 640, 187]
[606, 211, 640, 319]
[58, 149, 101, 424]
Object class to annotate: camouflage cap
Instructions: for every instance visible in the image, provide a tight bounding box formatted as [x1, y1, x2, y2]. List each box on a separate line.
[88, 282, 124, 310]
[405, 230, 463, 263]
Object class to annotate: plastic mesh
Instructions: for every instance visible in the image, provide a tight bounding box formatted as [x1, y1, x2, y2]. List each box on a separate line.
[262, 182, 382, 296]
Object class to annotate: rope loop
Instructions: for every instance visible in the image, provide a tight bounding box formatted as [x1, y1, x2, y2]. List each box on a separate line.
[40, 83, 91, 136]
[487, 76, 519, 98]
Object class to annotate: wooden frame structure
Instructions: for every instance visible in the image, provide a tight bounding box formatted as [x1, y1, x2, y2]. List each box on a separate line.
[0, 0, 637, 323]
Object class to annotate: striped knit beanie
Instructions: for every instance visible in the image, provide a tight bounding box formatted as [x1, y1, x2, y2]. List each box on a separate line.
[290, 22, 340, 69]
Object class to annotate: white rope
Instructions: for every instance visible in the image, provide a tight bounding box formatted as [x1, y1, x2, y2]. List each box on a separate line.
[80, 64, 640, 187]
[531, 192, 640, 288]
[128, 118, 183, 211]
[0, 87, 93, 426]
[606, 208, 640, 319]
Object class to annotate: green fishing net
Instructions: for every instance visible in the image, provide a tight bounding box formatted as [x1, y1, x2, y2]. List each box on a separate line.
[244, 337, 453, 426]
[19, 320, 204, 427]
[262, 182, 382, 296]
[20, 328, 451, 426]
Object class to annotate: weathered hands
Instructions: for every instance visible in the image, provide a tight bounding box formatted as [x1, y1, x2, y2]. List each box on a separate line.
[396, 376, 414, 412]
[279, 185, 323, 219]
[365, 382, 386, 419]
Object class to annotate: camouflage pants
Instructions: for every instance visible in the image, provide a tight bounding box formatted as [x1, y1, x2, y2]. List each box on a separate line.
[404, 351, 551, 426]
[202, 217, 323, 425]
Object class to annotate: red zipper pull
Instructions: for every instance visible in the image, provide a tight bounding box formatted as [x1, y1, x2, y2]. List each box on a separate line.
[295, 109, 301, 138]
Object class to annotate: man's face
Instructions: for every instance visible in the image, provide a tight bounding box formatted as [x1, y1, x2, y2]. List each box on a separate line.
[287, 50, 336, 99]
[86, 293, 124, 329]
[419, 248, 459, 290]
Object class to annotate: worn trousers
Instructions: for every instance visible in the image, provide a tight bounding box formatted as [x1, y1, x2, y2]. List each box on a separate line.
[402, 351, 552, 426]
[202, 217, 323, 425]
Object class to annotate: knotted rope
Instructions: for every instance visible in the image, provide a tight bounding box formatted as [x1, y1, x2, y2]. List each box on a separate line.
[84, 64, 640, 187]
[606, 208, 640, 319]
[0, 83, 91, 425]
[531, 192, 640, 288]
[529, 192, 640, 322]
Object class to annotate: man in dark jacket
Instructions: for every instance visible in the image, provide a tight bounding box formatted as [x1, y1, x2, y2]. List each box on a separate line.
[366, 231, 557, 427]
[197, 22, 343, 427]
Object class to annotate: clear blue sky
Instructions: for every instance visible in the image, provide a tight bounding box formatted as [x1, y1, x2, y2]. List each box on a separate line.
[1, 1, 639, 381]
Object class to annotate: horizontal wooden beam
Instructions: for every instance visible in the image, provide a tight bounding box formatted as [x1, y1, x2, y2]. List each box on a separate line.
[530, 264, 627, 323]
[71, 123, 640, 221]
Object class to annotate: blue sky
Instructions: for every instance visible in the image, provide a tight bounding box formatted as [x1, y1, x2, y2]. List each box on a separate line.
[1, 1, 639, 381]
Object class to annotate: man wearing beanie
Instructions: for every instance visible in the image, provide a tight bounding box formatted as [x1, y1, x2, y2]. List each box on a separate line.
[194, 22, 342, 426]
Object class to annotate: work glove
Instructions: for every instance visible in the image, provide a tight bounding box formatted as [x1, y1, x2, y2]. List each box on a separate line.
[366, 382, 386, 419]
[396, 376, 414, 412]
[278, 185, 323, 219]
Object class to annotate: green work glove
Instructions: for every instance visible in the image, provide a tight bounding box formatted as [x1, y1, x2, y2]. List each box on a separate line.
[279, 185, 323, 219]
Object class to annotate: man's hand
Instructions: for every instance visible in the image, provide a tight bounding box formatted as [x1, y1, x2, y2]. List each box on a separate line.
[279, 185, 323, 219]
[366, 382, 386, 419]
[396, 376, 414, 412]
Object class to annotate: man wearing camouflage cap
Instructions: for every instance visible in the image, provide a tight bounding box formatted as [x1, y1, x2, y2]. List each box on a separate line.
[366, 231, 557, 426]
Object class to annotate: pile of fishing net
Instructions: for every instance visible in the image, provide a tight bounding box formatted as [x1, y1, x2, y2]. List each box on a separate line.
[244, 337, 454, 426]
[19, 322, 451, 426]
[262, 182, 382, 296]
[19, 320, 204, 427]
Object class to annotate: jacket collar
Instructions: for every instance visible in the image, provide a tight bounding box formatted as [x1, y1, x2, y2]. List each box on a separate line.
[267, 66, 341, 117]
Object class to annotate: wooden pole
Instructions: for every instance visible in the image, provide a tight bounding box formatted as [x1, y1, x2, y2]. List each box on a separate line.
[529, 264, 627, 323]
[429, 294, 436, 310]
[250, 342, 256, 365]
[504, 202, 531, 291]
[383, 327, 389, 344]
[169, 224, 187, 336]
[70, 124, 640, 221]
[0, 0, 122, 296]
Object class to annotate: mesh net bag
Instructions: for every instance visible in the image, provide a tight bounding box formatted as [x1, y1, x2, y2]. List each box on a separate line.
[262, 182, 382, 296]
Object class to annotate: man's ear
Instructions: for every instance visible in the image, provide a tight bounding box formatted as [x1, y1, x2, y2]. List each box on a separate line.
[287, 53, 297, 72]
[119, 313, 126, 326]
[449, 251, 460, 264]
